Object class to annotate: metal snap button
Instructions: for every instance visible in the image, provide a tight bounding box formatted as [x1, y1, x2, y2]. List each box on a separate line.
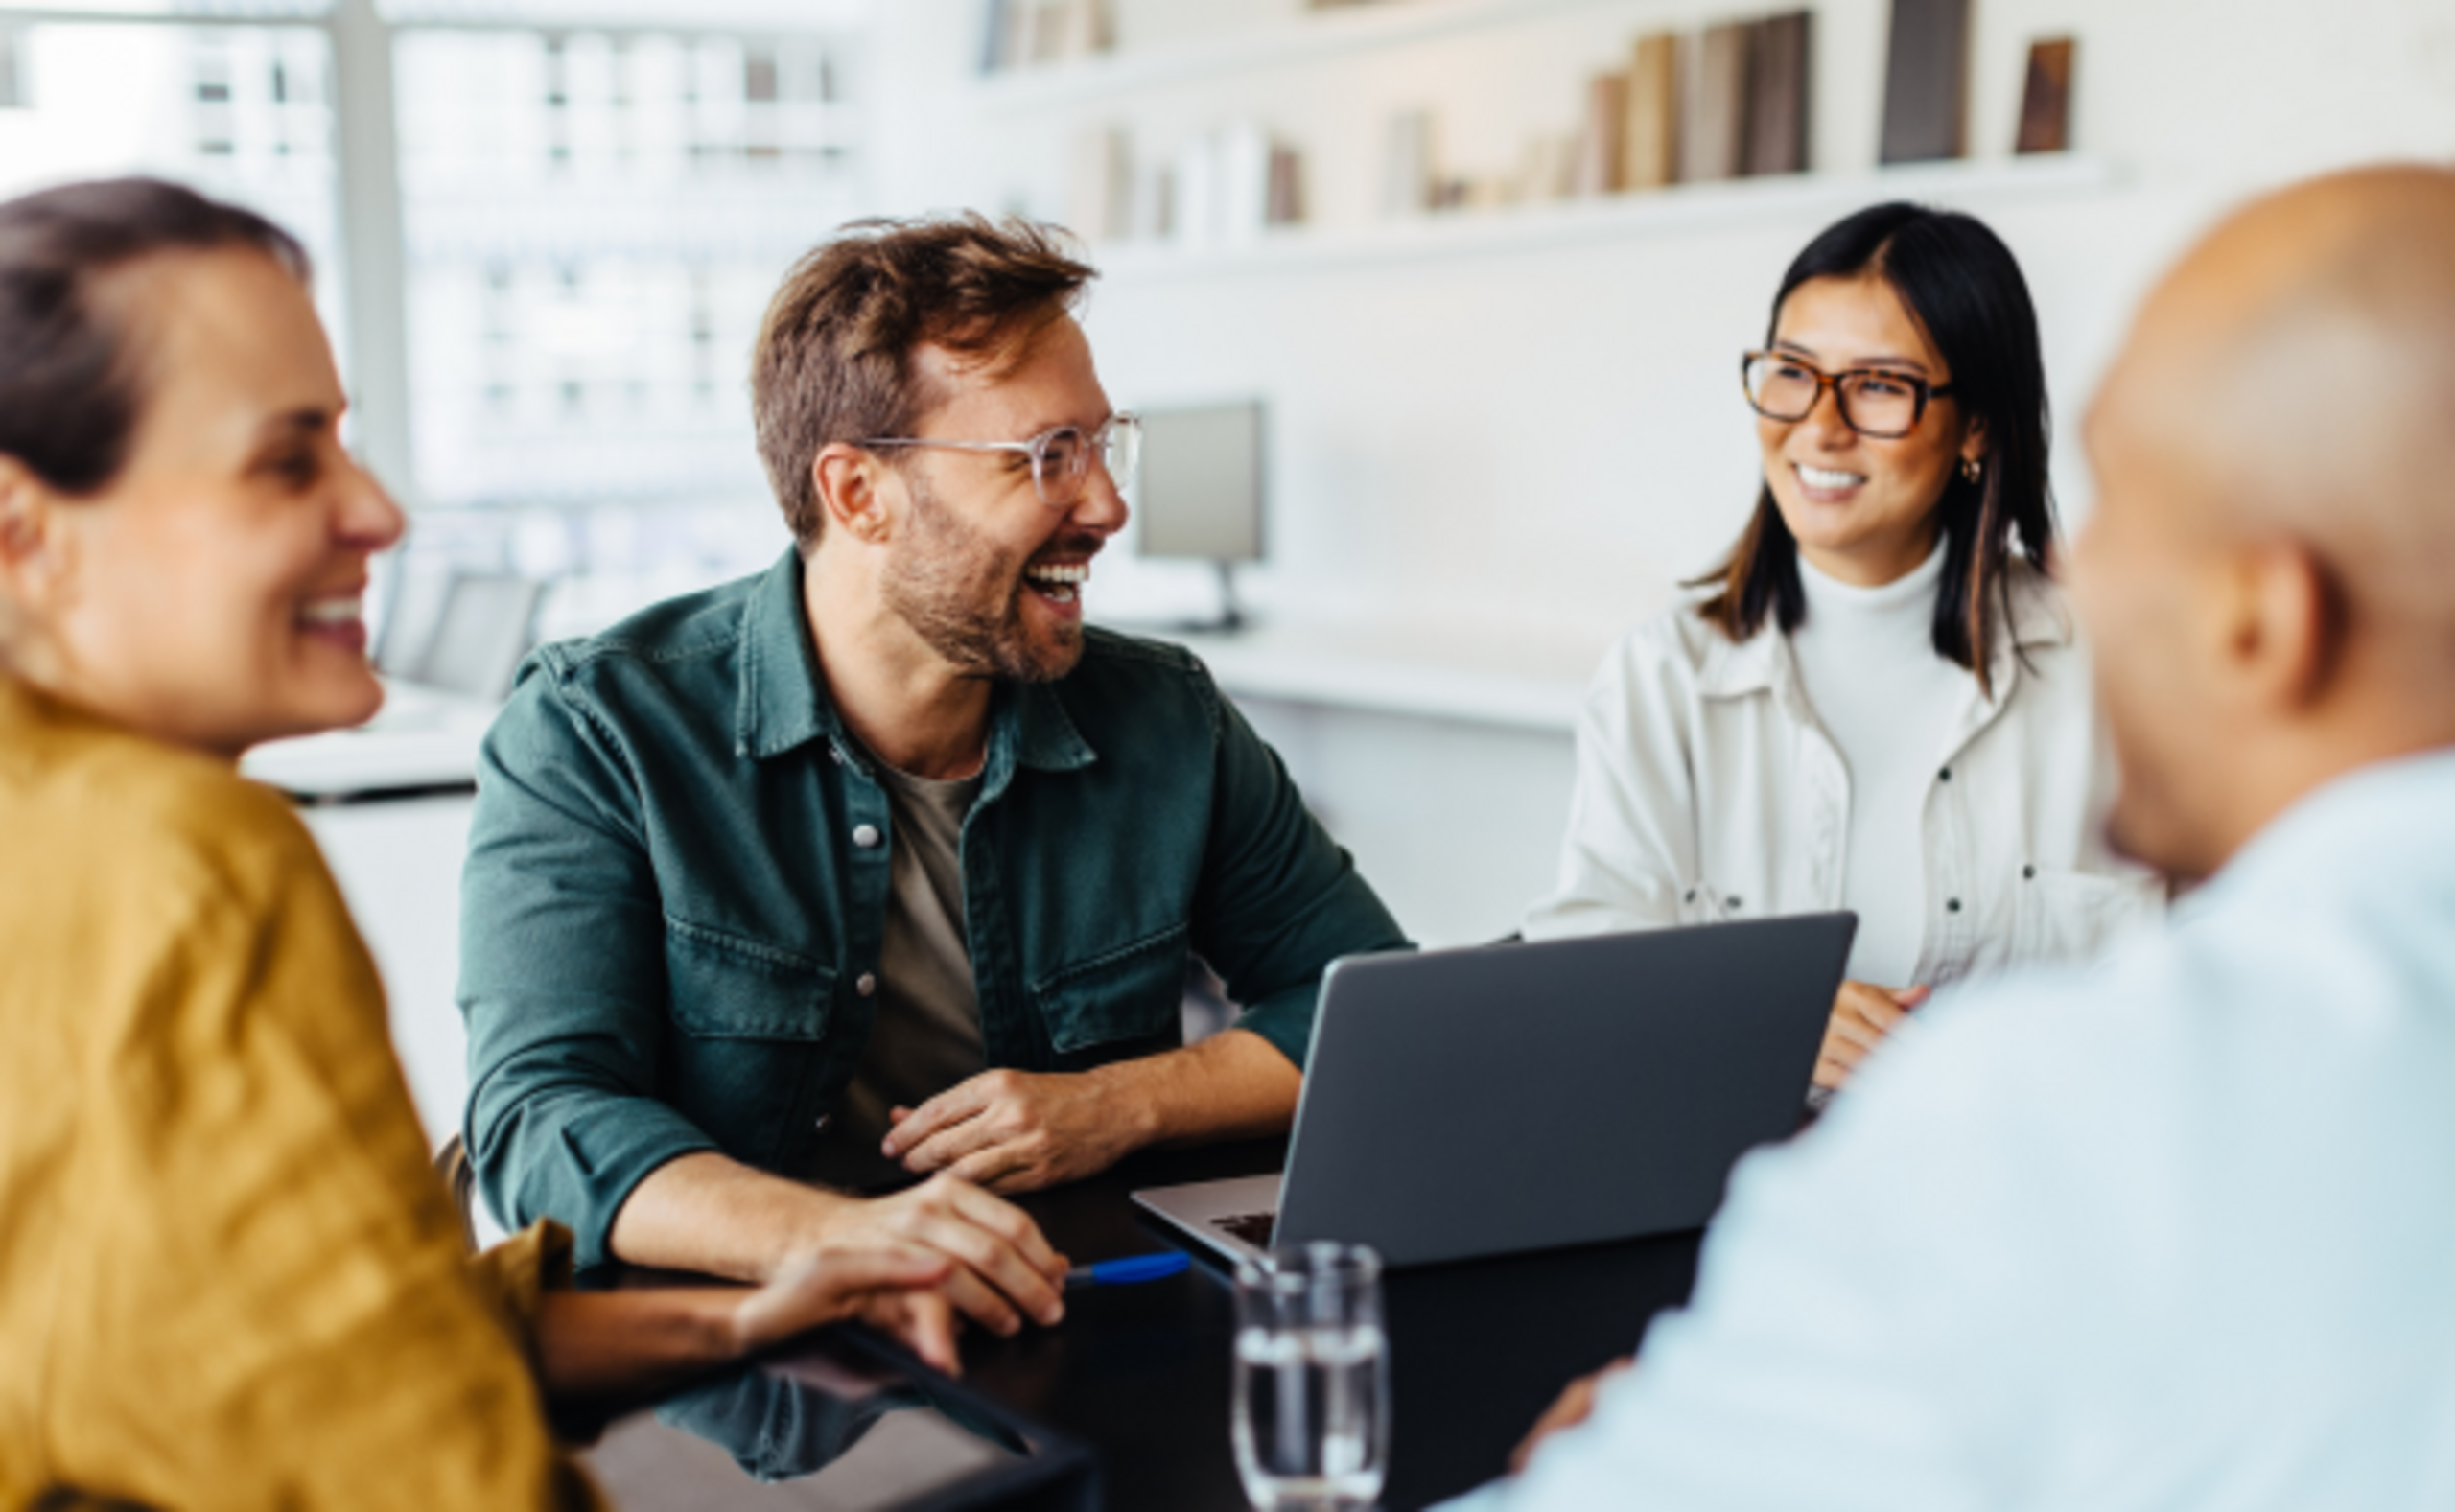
[852, 823, 881, 849]
[856, 972, 877, 997]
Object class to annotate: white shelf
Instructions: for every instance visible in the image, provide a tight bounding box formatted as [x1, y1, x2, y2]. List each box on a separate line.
[1084, 154, 2120, 282]
[977, 0, 1664, 115]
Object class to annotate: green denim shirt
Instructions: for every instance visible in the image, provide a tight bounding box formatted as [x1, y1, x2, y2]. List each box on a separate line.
[458, 550, 1408, 1267]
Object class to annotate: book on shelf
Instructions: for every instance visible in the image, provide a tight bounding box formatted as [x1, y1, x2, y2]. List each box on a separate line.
[1572, 71, 1630, 196]
[1218, 123, 1274, 247]
[1267, 143, 1305, 227]
[2016, 36, 2076, 154]
[1065, 125, 1130, 243]
[1172, 134, 1221, 246]
[983, 0, 1111, 73]
[1743, 12, 1812, 176]
[1380, 109, 1435, 217]
[1128, 161, 1172, 241]
[1682, 20, 1752, 184]
[1621, 31, 1680, 193]
[978, 0, 1008, 74]
[1880, 0, 1972, 164]
[1030, 3, 1069, 64]
[1054, 0, 1113, 58]
[1161, 125, 1289, 247]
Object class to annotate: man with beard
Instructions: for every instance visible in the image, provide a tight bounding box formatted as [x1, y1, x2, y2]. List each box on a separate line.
[1439, 165, 2455, 1510]
[458, 217, 1406, 1332]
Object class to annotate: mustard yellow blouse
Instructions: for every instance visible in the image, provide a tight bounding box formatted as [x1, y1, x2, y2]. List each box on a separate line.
[0, 678, 600, 1510]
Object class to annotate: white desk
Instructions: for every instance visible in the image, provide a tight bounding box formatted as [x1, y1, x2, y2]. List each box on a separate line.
[1137, 616, 1618, 946]
[243, 684, 500, 1148]
[1169, 618, 1597, 735]
[241, 682, 495, 802]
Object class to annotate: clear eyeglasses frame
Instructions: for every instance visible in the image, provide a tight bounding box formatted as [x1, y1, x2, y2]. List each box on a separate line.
[1740, 351, 1958, 440]
[858, 412, 1142, 510]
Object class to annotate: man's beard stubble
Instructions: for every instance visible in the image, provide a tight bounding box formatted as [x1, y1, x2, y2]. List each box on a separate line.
[880, 470, 1087, 685]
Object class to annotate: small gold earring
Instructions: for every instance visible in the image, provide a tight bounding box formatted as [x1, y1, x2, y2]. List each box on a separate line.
[1960, 456, 1982, 484]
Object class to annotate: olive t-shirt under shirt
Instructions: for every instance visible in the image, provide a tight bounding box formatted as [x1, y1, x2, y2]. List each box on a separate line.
[807, 751, 990, 1192]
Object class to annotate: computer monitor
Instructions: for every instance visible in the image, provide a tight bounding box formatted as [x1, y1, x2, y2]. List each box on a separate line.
[1133, 399, 1264, 631]
[412, 571, 545, 701]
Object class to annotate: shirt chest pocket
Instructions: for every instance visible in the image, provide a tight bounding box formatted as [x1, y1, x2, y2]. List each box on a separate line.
[2013, 869, 2165, 966]
[1030, 923, 1189, 1069]
[664, 922, 834, 1167]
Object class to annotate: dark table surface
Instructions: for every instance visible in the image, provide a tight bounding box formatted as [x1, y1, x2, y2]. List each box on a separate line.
[588, 1140, 1703, 1511]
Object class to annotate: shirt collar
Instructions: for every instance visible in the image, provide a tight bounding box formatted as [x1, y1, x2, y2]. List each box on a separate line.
[736, 549, 833, 761]
[733, 547, 1099, 776]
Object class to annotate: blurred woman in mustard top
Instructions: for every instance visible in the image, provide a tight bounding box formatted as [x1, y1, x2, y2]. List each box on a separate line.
[0, 179, 969, 1510]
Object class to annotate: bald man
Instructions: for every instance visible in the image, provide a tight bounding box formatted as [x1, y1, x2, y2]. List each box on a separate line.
[1439, 164, 2455, 1510]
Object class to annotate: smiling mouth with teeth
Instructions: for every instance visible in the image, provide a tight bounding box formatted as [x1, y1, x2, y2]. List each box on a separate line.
[1022, 562, 1089, 604]
[1794, 462, 1869, 491]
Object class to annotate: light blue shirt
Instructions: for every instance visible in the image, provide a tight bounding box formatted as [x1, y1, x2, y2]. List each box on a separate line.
[1447, 750, 2455, 1511]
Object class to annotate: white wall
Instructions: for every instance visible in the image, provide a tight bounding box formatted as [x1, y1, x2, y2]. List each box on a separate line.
[868, 0, 2455, 637]
[841, 0, 2455, 947]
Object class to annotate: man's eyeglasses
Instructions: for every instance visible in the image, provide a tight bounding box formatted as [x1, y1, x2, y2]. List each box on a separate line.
[859, 413, 1142, 510]
[1741, 351, 1956, 440]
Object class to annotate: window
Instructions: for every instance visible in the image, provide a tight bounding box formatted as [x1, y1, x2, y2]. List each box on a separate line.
[391, 20, 865, 540]
[0, 0, 873, 639]
[0, 16, 346, 377]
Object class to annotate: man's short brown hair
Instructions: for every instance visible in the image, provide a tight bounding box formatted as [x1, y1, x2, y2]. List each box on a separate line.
[752, 213, 1095, 547]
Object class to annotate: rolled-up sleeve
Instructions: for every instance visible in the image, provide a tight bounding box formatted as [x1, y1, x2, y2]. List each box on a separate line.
[460, 658, 719, 1268]
[1187, 678, 1411, 1067]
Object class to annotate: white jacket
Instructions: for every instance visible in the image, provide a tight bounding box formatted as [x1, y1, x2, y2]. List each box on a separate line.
[1526, 563, 2162, 987]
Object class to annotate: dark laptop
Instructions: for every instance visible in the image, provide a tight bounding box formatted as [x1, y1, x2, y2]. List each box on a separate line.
[1134, 914, 1856, 1268]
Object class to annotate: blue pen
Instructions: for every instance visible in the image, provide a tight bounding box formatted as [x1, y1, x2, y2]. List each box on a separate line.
[1065, 1252, 1190, 1288]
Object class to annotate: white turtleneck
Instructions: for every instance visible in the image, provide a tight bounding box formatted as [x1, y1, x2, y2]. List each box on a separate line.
[1788, 542, 1973, 989]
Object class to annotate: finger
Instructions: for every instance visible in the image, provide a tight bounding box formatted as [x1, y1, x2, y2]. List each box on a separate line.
[883, 1080, 993, 1158]
[950, 1143, 1034, 1193]
[1828, 1015, 1884, 1055]
[877, 1289, 962, 1378]
[735, 1246, 951, 1349]
[1812, 1052, 1855, 1091]
[901, 1110, 1013, 1176]
[905, 1207, 1065, 1328]
[1509, 1379, 1595, 1475]
[888, 1105, 914, 1127]
[936, 1177, 1068, 1280]
[934, 1259, 1026, 1338]
[1893, 985, 1932, 1010]
[1838, 985, 1908, 1033]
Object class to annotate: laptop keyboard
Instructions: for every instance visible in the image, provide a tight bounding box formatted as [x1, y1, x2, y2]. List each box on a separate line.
[1213, 1212, 1277, 1250]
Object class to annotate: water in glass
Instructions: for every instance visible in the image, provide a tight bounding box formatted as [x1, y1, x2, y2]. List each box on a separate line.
[1232, 1242, 1389, 1511]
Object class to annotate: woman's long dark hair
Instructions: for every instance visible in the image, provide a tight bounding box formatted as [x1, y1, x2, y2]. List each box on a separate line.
[1693, 202, 2057, 695]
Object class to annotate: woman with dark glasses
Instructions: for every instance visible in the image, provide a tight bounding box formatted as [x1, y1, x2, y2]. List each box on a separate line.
[1527, 202, 2162, 1098]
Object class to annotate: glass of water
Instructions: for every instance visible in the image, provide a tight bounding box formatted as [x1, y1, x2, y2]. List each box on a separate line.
[1232, 1242, 1390, 1511]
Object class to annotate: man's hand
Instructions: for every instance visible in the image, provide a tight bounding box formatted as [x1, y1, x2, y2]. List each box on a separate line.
[803, 1173, 1072, 1339]
[1509, 1358, 1633, 1475]
[883, 1067, 1151, 1196]
[731, 1243, 962, 1374]
[1813, 981, 1931, 1092]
